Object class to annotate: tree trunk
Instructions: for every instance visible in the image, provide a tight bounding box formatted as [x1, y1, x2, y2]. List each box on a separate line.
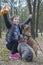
[27, 0, 32, 14]
[36, 0, 41, 37]
[27, 0, 36, 39]
[32, 0, 36, 39]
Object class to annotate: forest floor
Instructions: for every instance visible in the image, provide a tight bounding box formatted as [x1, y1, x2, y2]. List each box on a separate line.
[0, 35, 43, 65]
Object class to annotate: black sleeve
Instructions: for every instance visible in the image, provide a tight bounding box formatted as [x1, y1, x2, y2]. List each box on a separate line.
[20, 18, 31, 27]
[3, 13, 12, 29]
[6, 26, 14, 43]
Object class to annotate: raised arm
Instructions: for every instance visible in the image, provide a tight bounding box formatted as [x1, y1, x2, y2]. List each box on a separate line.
[1, 3, 12, 29]
[3, 13, 12, 29]
[20, 14, 32, 27]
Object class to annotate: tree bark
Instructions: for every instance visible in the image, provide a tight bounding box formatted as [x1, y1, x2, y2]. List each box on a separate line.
[36, 0, 41, 37]
[27, 0, 36, 39]
[32, 0, 36, 39]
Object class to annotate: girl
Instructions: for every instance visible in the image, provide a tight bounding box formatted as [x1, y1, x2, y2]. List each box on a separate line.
[0, 4, 32, 59]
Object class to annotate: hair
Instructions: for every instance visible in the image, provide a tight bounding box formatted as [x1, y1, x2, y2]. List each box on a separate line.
[10, 14, 19, 22]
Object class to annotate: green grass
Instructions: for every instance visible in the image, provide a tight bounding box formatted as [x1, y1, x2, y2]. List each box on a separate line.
[1, 32, 6, 38]
[0, 47, 18, 62]
[36, 35, 43, 40]
[0, 48, 9, 61]
[38, 35, 43, 38]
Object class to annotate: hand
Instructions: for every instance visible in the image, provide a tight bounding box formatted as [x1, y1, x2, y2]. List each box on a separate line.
[29, 14, 32, 19]
[0, 3, 9, 15]
[1, 3, 8, 11]
[3, 3, 8, 10]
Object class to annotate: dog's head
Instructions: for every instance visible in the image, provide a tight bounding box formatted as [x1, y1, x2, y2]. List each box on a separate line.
[24, 25, 29, 32]
[22, 25, 31, 43]
[22, 25, 31, 36]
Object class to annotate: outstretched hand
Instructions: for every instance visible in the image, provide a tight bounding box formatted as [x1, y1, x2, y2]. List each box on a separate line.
[29, 14, 32, 19]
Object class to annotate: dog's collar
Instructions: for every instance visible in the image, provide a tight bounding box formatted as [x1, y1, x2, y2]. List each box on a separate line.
[18, 39, 25, 43]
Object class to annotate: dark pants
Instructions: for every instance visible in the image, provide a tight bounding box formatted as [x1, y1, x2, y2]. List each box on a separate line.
[6, 40, 18, 54]
[18, 43, 33, 61]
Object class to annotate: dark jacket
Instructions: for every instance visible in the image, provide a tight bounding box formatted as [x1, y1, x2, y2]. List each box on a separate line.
[3, 13, 31, 43]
